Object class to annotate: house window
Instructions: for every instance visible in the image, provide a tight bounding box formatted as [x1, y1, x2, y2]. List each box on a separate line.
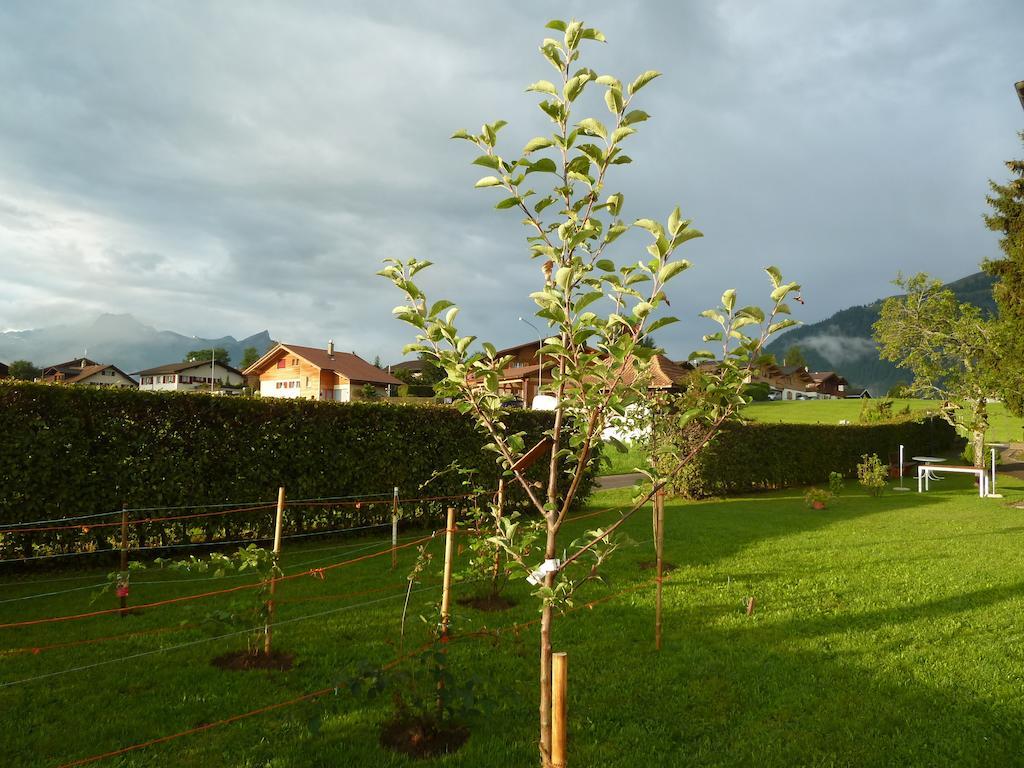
[277, 359, 286, 369]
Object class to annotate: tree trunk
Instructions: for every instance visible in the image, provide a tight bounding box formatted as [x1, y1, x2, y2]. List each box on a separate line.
[972, 428, 986, 470]
[972, 398, 988, 470]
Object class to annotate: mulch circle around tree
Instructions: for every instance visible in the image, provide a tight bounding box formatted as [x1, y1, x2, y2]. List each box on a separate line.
[211, 649, 294, 671]
[638, 559, 677, 573]
[456, 594, 517, 612]
[380, 716, 469, 759]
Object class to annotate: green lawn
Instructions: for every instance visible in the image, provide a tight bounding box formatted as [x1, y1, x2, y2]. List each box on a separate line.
[4, 475, 1024, 767]
[743, 399, 1024, 443]
[598, 441, 648, 476]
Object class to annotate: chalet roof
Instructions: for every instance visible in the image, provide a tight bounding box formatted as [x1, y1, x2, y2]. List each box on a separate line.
[245, 343, 402, 386]
[621, 354, 693, 389]
[493, 340, 544, 358]
[45, 363, 135, 385]
[42, 357, 99, 375]
[134, 360, 245, 377]
[809, 370, 848, 384]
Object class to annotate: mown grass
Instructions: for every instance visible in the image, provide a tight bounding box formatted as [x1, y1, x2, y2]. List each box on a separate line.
[3, 474, 1024, 767]
[743, 399, 1024, 444]
[597, 441, 648, 476]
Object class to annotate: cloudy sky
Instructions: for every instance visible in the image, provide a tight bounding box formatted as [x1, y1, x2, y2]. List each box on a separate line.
[0, 1, 1021, 362]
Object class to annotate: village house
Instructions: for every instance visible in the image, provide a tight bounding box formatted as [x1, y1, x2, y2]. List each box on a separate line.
[40, 357, 136, 388]
[244, 341, 401, 401]
[0, 361, 8, 378]
[135, 360, 247, 393]
[808, 371, 850, 399]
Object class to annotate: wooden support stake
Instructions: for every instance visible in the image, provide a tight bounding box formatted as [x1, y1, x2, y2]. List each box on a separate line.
[655, 488, 665, 651]
[265, 486, 285, 656]
[440, 507, 456, 639]
[118, 503, 129, 618]
[551, 652, 568, 768]
[391, 486, 399, 571]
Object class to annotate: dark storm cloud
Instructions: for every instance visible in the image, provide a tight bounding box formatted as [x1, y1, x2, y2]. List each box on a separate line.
[0, 0, 1021, 361]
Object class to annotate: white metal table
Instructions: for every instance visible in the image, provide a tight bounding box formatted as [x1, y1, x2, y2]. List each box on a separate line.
[913, 456, 946, 483]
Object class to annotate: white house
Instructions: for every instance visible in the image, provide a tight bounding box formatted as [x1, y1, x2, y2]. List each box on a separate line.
[135, 360, 246, 393]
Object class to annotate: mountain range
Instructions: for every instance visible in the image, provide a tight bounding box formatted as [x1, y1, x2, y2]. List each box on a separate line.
[0, 314, 274, 374]
[765, 271, 996, 396]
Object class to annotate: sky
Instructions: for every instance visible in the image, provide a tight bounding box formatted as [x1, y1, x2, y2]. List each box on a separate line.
[0, 1, 1021, 363]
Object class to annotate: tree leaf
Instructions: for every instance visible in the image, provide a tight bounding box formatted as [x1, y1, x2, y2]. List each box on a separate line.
[576, 118, 607, 140]
[523, 136, 554, 154]
[526, 80, 559, 96]
[628, 70, 662, 95]
[657, 260, 690, 283]
[475, 176, 503, 188]
[495, 197, 521, 209]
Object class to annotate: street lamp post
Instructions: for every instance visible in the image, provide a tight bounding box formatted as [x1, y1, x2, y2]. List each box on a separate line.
[211, 347, 215, 394]
[518, 316, 543, 406]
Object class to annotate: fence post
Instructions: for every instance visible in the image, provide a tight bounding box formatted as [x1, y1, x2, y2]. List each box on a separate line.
[264, 486, 285, 656]
[440, 507, 456, 639]
[552, 651, 568, 768]
[655, 488, 665, 651]
[118, 503, 129, 617]
[391, 486, 399, 571]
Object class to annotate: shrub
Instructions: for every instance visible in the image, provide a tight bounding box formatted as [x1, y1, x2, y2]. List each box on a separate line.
[665, 416, 959, 498]
[804, 487, 833, 508]
[0, 382, 595, 560]
[857, 454, 888, 496]
[828, 471, 845, 495]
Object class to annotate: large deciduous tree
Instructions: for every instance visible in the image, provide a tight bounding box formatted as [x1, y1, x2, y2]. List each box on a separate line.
[982, 132, 1024, 416]
[8, 360, 40, 381]
[184, 347, 231, 365]
[874, 273, 997, 467]
[380, 19, 800, 767]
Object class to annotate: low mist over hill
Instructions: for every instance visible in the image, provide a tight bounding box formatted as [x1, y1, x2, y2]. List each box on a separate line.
[0, 314, 273, 373]
[766, 272, 996, 396]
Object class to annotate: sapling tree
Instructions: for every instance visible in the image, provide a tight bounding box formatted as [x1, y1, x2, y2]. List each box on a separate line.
[379, 19, 800, 766]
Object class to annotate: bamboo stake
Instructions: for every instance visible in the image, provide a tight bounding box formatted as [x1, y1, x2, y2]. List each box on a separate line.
[551, 652, 568, 768]
[440, 507, 456, 639]
[118, 503, 129, 618]
[655, 488, 665, 651]
[391, 486, 399, 571]
[264, 486, 285, 655]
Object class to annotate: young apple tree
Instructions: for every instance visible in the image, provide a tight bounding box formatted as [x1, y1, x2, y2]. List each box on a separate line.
[379, 19, 800, 767]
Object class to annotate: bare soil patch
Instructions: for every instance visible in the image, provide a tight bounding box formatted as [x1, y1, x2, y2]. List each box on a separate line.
[380, 716, 469, 758]
[456, 594, 516, 612]
[211, 649, 294, 671]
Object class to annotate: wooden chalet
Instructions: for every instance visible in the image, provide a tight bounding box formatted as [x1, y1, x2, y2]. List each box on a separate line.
[243, 341, 402, 401]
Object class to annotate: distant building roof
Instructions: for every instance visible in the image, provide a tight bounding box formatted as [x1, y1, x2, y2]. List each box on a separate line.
[43, 363, 135, 385]
[134, 360, 245, 377]
[389, 359, 428, 374]
[42, 357, 99, 376]
[245, 343, 402, 386]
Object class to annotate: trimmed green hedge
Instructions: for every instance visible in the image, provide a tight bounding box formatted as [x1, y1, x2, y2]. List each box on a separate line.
[0, 382, 595, 560]
[671, 416, 961, 498]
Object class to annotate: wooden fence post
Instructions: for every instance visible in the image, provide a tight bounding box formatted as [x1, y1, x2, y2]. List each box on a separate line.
[264, 486, 285, 656]
[391, 486, 399, 571]
[552, 651, 568, 768]
[118, 503, 129, 617]
[655, 488, 665, 651]
[440, 507, 456, 639]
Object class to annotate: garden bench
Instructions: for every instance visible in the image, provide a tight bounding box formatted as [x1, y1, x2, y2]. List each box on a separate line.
[916, 464, 989, 498]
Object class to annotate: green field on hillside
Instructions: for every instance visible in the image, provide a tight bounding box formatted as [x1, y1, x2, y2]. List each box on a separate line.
[4, 475, 1024, 767]
[742, 399, 1024, 444]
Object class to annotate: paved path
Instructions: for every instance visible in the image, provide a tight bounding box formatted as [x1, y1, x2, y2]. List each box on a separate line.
[998, 443, 1024, 480]
[596, 472, 644, 490]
